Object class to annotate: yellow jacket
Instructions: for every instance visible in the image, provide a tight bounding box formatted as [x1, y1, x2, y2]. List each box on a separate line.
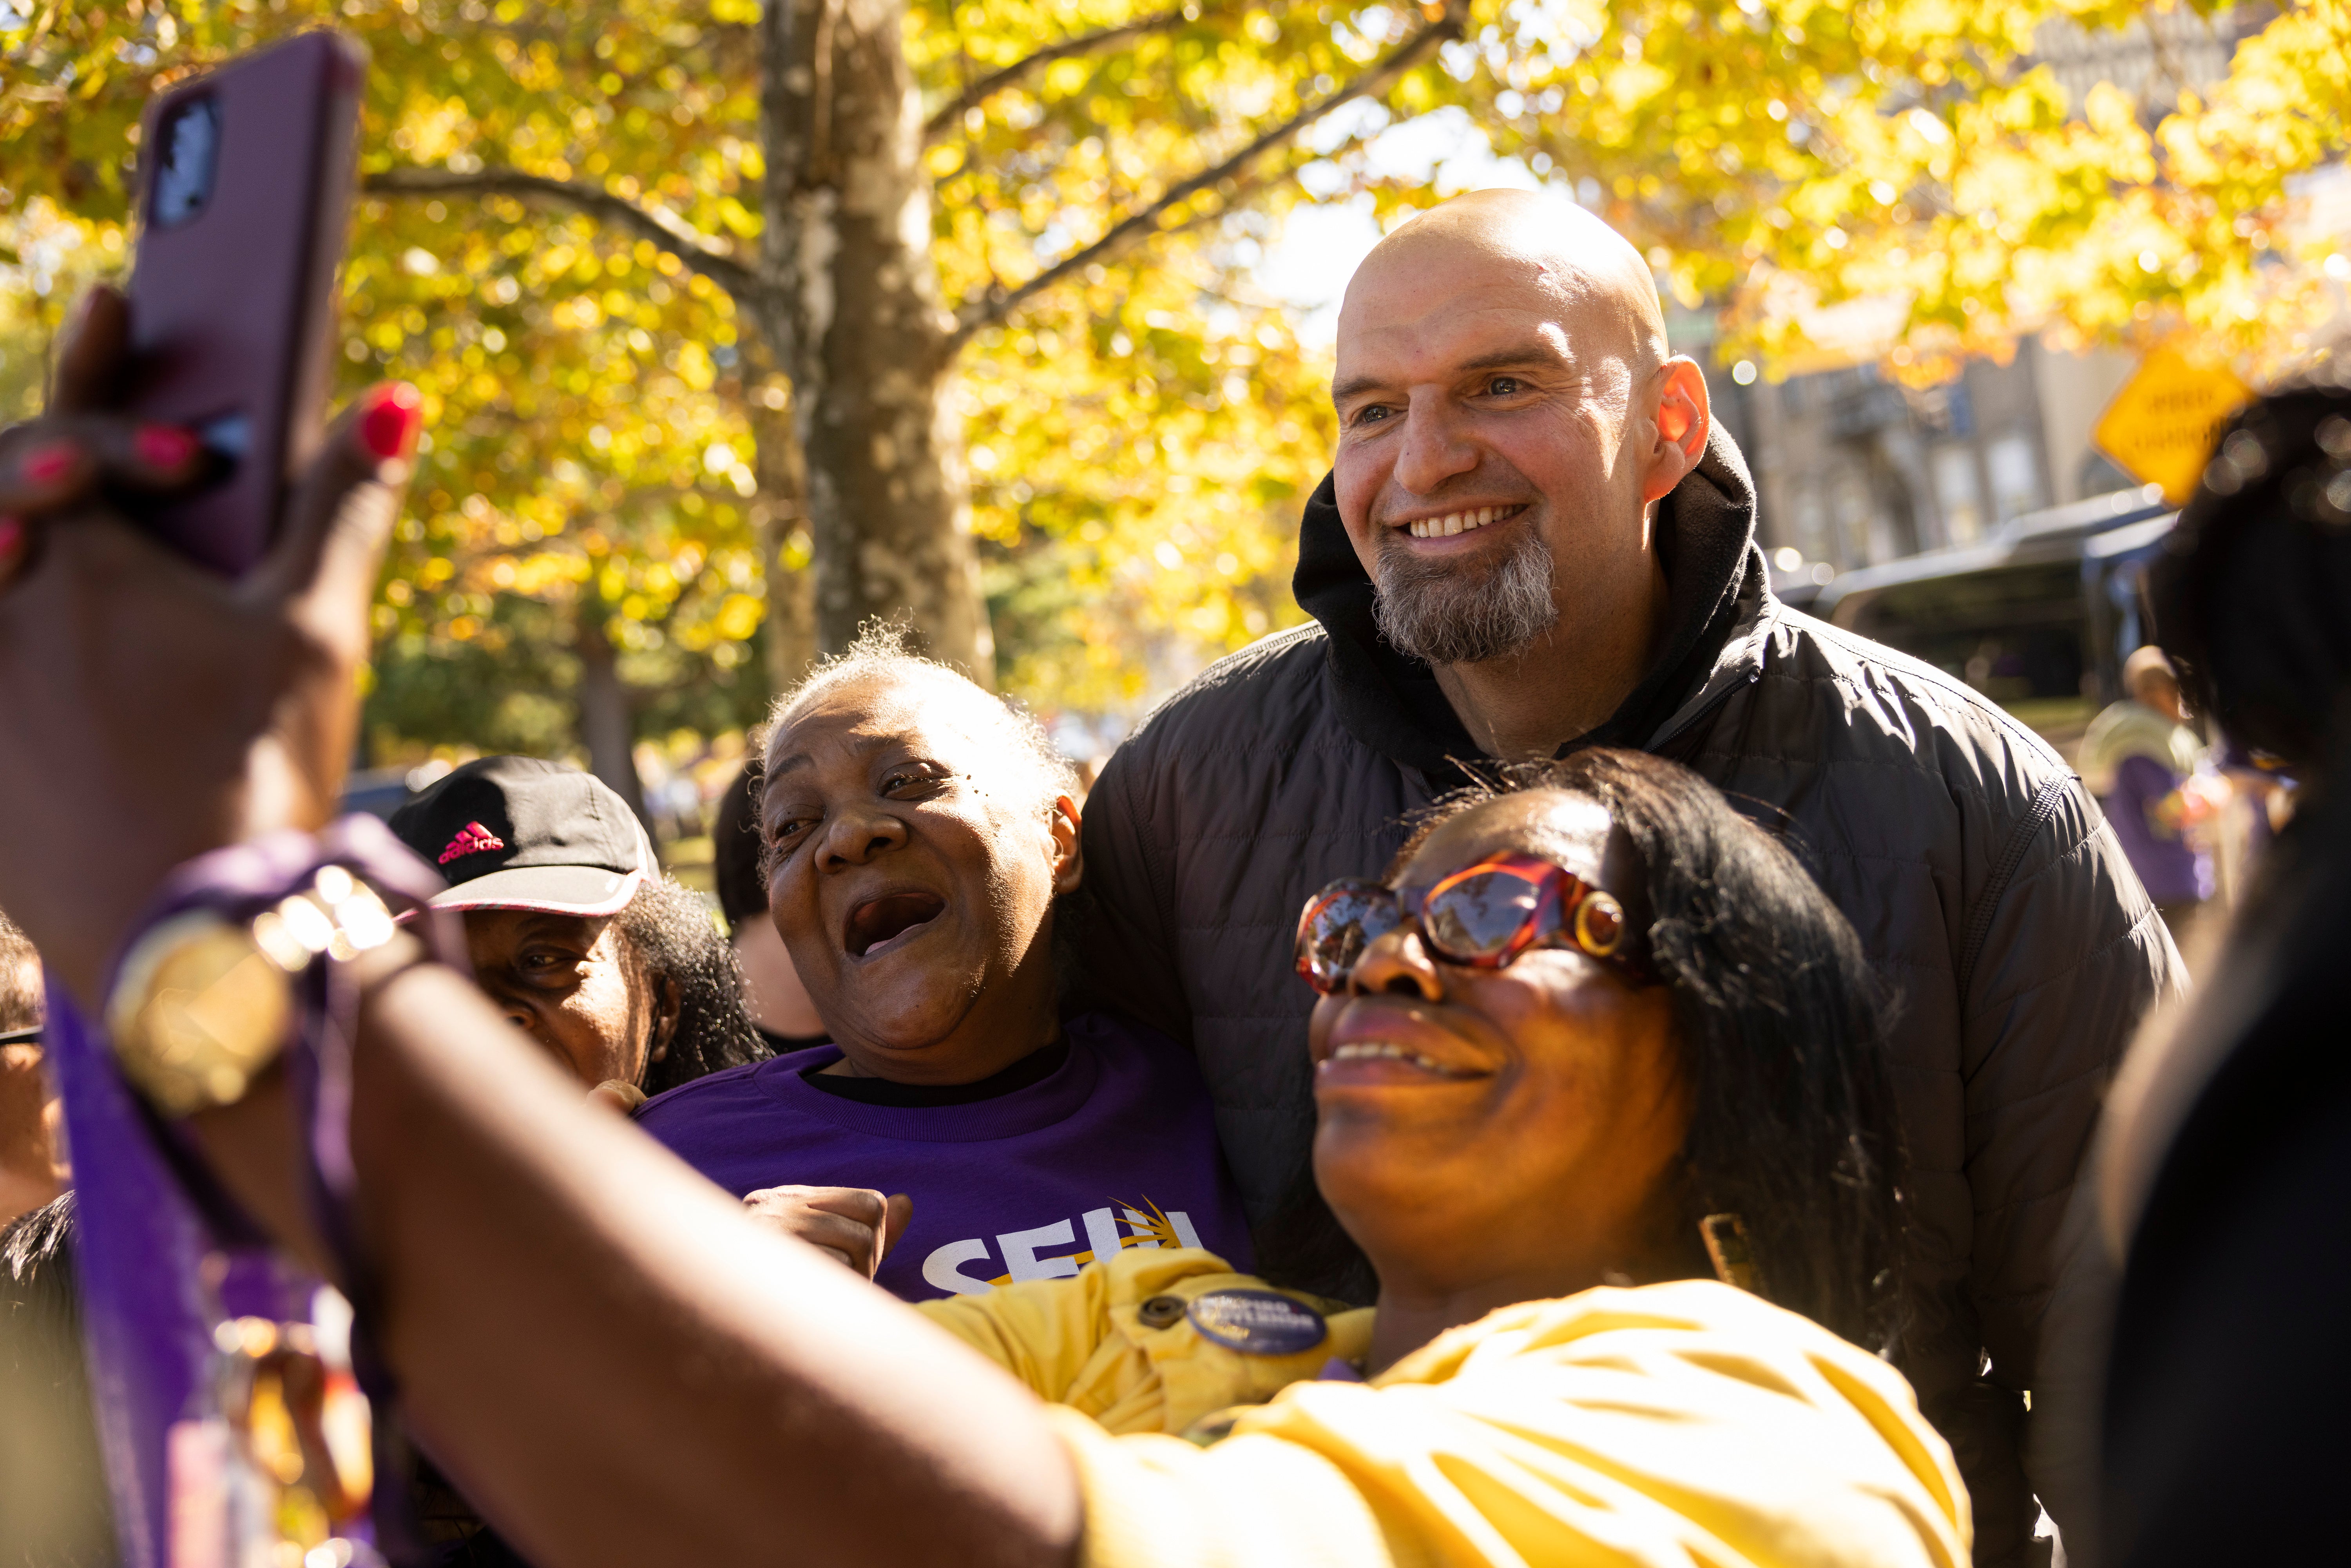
[919, 1248, 1970, 1568]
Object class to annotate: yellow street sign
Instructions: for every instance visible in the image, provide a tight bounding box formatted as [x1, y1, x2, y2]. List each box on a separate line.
[2092, 346, 2253, 506]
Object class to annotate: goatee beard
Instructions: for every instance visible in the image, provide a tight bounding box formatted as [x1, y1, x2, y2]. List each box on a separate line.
[1371, 521, 1559, 666]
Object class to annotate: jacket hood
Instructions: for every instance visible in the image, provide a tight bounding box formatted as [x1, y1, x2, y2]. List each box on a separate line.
[1292, 423, 1765, 778]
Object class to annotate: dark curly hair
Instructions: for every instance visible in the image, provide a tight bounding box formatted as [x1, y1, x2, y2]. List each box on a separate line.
[1384, 748, 1908, 1351]
[616, 875, 770, 1095]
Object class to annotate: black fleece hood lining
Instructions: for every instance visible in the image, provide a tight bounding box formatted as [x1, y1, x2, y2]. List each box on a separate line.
[1291, 422, 1763, 779]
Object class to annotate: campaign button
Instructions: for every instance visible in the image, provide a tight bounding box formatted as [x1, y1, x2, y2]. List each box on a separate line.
[1185, 1289, 1327, 1355]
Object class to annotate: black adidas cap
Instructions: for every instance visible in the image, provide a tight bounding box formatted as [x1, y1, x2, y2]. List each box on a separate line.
[389, 756, 652, 917]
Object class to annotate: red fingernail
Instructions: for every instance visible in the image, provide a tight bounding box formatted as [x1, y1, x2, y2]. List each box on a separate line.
[135, 423, 199, 469]
[0, 516, 22, 558]
[358, 384, 424, 462]
[20, 442, 77, 486]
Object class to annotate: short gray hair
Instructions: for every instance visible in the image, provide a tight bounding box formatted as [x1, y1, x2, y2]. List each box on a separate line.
[763, 623, 1079, 814]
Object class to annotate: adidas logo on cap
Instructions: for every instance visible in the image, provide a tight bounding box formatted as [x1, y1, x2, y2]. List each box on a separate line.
[438, 821, 507, 865]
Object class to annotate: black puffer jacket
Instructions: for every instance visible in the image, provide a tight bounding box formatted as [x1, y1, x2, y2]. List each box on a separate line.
[1078, 428, 2181, 1566]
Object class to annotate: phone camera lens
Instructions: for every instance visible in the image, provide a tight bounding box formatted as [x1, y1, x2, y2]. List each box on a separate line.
[152, 97, 221, 229]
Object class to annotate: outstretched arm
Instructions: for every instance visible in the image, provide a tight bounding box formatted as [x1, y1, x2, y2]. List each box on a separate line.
[0, 290, 1078, 1568]
[191, 954, 1079, 1568]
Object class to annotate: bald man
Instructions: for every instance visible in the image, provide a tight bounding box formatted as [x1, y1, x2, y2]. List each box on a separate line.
[1077, 190, 2179, 1566]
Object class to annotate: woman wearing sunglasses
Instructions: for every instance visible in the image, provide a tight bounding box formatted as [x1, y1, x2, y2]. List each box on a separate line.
[0, 295, 1959, 1568]
[901, 748, 1953, 1564]
[1284, 746, 1909, 1362]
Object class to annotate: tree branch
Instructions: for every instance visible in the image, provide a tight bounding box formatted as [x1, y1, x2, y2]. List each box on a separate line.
[363, 165, 766, 302]
[923, 7, 1190, 142]
[946, 2, 1466, 346]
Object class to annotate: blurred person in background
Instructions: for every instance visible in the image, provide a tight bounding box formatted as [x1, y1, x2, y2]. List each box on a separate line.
[0, 910, 66, 1225]
[388, 755, 770, 1112]
[2216, 737, 2295, 858]
[2078, 647, 2215, 951]
[2079, 380, 2351, 1568]
[712, 757, 829, 1051]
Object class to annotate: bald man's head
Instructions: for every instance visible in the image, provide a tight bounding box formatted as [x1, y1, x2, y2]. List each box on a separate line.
[1342, 190, 1668, 381]
[1324, 188, 1711, 690]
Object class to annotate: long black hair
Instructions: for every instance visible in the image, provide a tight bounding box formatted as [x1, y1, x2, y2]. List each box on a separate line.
[2150, 378, 2351, 768]
[616, 875, 770, 1095]
[1391, 748, 1908, 1352]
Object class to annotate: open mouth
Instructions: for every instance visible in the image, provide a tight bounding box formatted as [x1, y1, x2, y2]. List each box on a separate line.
[1316, 1041, 1491, 1082]
[1397, 503, 1527, 541]
[843, 890, 947, 959]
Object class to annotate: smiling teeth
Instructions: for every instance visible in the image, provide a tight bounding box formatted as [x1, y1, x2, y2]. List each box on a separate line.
[1406, 506, 1511, 540]
[1324, 1042, 1469, 1076]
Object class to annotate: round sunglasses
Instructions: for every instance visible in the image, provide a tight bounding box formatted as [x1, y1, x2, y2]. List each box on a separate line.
[1294, 852, 1647, 994]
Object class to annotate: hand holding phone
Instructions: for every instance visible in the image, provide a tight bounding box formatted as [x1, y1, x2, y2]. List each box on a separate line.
[124, 30, 365, 575]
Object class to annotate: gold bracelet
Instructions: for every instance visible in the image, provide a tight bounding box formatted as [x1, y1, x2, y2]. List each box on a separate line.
[107, 868, 401, 1118]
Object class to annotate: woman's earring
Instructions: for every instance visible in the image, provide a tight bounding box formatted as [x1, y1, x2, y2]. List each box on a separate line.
[1699, 1213, 1757, 1293]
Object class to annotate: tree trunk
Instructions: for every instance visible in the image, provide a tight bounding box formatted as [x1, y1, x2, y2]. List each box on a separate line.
[760, 0, 994, 681]
[574, 599, 650, 823]
[749, 389, 820, 698]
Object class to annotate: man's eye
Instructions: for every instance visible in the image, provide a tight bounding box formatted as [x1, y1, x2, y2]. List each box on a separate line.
[1351, 404, 1393, 427]
[1486, 375, 1525, 396]
[882, 769, 944, 796]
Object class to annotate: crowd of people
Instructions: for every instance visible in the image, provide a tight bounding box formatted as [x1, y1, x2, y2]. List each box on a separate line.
[0, 186, 2342, 1568]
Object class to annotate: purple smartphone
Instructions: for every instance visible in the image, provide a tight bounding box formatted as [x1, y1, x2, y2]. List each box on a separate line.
[124, 30, 365, 575]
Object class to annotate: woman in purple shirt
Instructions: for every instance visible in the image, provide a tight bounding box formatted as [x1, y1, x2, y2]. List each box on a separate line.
[634, 626, 1252, 1299]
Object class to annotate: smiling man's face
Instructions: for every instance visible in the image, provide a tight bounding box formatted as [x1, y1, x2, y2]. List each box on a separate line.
[1331, 194, 1676, 672]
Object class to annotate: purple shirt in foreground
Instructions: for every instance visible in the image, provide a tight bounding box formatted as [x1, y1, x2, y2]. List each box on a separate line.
[636, 1011, 1254, 1302]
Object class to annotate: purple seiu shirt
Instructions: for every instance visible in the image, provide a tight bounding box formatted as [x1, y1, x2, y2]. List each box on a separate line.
[635, 1011, 1254, 1302]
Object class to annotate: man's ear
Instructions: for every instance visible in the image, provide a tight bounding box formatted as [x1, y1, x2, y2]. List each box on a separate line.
[1048, 793, 1083, 896]
[1639, 358, 1712, 505]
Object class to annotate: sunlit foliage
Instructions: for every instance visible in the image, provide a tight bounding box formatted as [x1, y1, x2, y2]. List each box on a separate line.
[4, 0, 2345, 748]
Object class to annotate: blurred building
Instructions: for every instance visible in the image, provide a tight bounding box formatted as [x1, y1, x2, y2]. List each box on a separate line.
[1694, 341, 2140, 578]
[1693, 4, 2277, 583]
